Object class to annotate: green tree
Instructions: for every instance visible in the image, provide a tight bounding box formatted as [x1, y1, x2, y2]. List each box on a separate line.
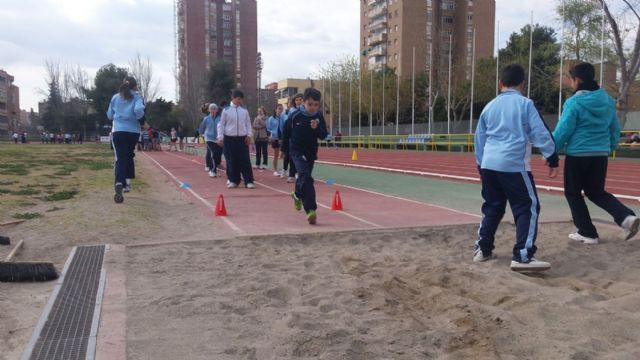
[500, 25, 561, 114]
[85, 64, 128, 134]
[41, 79, 63, 132]
[557, 0, 613, 62]
[206, 61, 235, 104]
[146, 97, 175, 133]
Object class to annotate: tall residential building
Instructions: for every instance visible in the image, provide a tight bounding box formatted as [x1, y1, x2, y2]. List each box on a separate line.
[176, 0, 258, 104]
[360, 0, 495, 84]
[0, 69, 19, 134]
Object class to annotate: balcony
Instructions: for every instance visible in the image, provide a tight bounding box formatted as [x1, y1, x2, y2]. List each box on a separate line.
[368, 4, 387, 18]
[368, 45, 385, 57]
[367, 32, 387, 46]
[369, 18, 387, 31]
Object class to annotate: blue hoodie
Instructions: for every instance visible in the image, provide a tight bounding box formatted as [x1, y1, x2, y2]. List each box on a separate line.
[267, 114, 284, 140]
[198, 114, 221, 142]
[553, 88, 620, 156]
[107, 91, 145, 134]
[475, 89, 557, 172]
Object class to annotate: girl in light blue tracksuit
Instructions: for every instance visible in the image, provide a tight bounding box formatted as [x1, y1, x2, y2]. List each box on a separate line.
[267, 104, 285, 176]
[107, 76, 146, 203]
[198, 103, 222, 177]
[553, 62, 639, 243]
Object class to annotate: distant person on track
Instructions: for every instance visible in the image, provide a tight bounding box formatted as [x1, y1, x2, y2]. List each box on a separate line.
[12, 132, 18, 144]
[169, 127, 179, 151]
[253, 106, 269, 170]
[474, 64, 559, 272]
[199, 103, 222, 178]
[281, 94, 303, 182]
[554, 62, 639, 243]
[281, 88, 328, 225]
[217, 90, 255, 189]
[107, 76, 147, 203]
[267, 104, 285, 176]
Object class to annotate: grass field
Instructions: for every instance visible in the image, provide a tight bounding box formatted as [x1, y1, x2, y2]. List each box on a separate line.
[0, 144, 148, 222]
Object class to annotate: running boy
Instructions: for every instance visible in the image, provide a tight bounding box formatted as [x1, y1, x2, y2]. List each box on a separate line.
[474, 64, 559, 272]
[281, 88, 328, 225]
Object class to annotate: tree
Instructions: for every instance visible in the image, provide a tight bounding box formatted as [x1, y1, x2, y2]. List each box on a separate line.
[85, 64, 128, 134]
[41, 78, 63, 132]
[207, 61, 235, 104]
[146, 97, 175, 133]
[557, 0, 613, 62]
[129, 53, 160, 103]
[601, 0, 640, 128]
[500, 25, 561, 114]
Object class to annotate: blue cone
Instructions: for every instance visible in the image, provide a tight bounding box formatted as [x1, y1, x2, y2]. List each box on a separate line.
[179, 183, 192, 189]
[325, 179, 335, 185]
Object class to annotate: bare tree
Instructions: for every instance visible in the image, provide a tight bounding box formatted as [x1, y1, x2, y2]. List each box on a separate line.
[602, 0, 640, 128]
[129, 53, 161, 103]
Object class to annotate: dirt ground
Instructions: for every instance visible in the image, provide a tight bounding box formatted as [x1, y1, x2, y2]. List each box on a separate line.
[0, 145, 231, 360]
[124, 222, 640, 360]
[2, 145, 640, 360]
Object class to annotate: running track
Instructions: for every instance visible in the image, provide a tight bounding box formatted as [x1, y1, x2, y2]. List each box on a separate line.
[142, 150, 481, 236]
[315, 147, 640, 202]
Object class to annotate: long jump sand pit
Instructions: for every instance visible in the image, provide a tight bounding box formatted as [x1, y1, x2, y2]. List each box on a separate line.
[125, 222, 640, 360]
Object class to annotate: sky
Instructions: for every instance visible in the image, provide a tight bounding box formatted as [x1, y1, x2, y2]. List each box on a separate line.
[0, 0, 558, 111]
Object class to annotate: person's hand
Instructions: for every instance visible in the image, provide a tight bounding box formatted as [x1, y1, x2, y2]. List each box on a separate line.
[310, 119, 318, 129]
[244, 136, 251, 145]
[217, 139, 224, 147]
[546, 163, 558, 178]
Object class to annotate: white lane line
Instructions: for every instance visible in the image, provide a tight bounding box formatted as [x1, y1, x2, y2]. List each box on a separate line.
[254, 180, 382, 228]
[315, 160, 640, 203]
[165, 151, 382, 228]
[332, 183, 482, 219]
[143, 153, 244, 234]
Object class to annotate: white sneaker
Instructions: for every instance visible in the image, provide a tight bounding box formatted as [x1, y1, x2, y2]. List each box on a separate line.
[621, 215, 640, 240]
[273, 171, 280, 177]
[280, 170, 285, 178]
[568, 232, 599, 245]
[227, 182, 238, 189]
[510, 258, 551, 272]
[246, 183, 255, 189]
[252, 165, 258, 169]
[205, 166, 210, 172]
[208, 170, 217, 178]
[473, 248, 495, 262]
[287, 177, 295, 183]
[295, 173, 299, 179]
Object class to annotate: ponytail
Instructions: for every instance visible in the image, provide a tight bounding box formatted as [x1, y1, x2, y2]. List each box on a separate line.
[119, 76, 138, 101]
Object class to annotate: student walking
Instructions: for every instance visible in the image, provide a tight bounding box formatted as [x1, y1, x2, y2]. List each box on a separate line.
[554, 62, 639, 243]
[253, 106, 269, 169]
[282, 88, 328, 225]
[217, 90, 255, 189]
[199, 103, 222, 178]
[107, 76, 146, 203]
[474, 64, 559, 272]
[267, 104, 285, 176]
[281, 94, 303, 182]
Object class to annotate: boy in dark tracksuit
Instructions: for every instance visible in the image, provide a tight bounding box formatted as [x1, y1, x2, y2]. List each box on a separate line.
[281, 88, 328, 225]
[474, 64, 559, 272]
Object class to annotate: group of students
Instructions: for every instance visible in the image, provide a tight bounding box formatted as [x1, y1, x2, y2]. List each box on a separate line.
[474, 62, 639, 272]
[196, 89, 327, 223]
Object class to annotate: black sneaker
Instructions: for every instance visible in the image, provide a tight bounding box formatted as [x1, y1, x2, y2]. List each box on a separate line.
[114, 183, 124, 203]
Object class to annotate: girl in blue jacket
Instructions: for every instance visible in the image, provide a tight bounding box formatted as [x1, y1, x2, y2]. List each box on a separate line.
[107, 76, 146, 203]
[266, 104, 284, 176]
[554, 62, 639, 243]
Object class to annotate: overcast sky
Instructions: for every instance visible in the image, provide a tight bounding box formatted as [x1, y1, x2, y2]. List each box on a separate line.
[0, 0, 558, 111]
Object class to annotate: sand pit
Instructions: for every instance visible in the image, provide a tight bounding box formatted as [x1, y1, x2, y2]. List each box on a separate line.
[125, 222, 640, 360]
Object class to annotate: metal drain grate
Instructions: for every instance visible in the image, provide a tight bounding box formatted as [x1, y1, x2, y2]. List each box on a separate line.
[22, 245, 107, 360]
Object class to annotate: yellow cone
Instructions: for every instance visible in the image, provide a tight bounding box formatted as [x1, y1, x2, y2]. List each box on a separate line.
[351, 150, 358, 161]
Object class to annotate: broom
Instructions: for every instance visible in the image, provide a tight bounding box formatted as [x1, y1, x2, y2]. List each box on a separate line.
[0, 240, 59, 282]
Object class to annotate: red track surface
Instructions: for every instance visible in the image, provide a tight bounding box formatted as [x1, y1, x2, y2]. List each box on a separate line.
[143, 150, 480, 236]
[315, 147, 640, 200]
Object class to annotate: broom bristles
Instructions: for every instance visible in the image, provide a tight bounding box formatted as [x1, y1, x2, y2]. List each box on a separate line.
[0, 262, 59, 282]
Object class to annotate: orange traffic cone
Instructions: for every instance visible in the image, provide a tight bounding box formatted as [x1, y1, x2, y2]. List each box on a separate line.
[331, 191, 343, 211]
[215, 194, 228, 216]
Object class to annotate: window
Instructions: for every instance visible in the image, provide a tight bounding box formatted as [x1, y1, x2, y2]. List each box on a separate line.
[442, 16, 453, 24]
[394, 25, 398, 31]
[394, 53, 398, 60]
